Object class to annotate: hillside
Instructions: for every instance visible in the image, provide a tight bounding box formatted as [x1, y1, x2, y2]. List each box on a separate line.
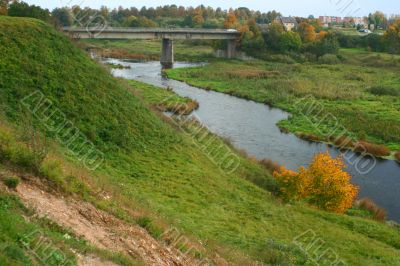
[1, 16, 400, 265]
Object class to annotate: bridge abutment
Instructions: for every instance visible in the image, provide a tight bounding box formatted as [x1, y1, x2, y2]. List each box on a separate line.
[161, 38, 174, 68]
[227, 39, 237, 59]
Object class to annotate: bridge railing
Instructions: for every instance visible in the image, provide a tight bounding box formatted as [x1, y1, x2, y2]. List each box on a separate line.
[63, 27, 239, 35]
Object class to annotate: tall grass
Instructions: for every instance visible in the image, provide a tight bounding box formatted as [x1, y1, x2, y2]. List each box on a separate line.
[354, 141, 391, 157]
[357, 198, 387, 222]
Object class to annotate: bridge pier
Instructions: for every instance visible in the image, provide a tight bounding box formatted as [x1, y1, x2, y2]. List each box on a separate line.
[161, 38, 174, 68]
[227, 39, 237, 59]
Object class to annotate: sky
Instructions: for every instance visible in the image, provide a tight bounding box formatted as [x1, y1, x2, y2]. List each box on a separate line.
[26, 0, 399, 17]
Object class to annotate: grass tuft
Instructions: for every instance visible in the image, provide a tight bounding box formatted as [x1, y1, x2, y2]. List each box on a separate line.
[357, 198, 387, 222]
[2, 176, 20, 190]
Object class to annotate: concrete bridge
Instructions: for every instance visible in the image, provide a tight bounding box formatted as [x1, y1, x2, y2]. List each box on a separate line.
[63, 27, 240, 67]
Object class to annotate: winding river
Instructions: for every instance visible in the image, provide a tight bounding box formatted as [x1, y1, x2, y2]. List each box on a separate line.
[106, 59, 400, 222]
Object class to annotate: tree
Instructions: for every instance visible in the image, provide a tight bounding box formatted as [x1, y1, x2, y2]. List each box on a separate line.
[384, 19, 400, 53]
[278, 31, 302, 52]
[263, 22, 285, 51]
[240, 20, 265, 54]
[0, 0, 10, 15]
[274, 152, 358, 213]
[224, 11, 237, 29]
[298, 22, 316, 43]
[192, 7, 204, 26]
[52, 7, 73, 27]
[122, 16, 156, 27]
[303, 32, 339, 57]
[8, 1, 50, 22]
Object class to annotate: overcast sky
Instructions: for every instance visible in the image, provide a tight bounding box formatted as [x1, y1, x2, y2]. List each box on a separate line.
[26, 0, 398, 17]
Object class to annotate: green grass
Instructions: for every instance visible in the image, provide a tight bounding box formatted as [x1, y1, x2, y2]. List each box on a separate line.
[166, 52, 400, 152]
[1, 17, 400, 265]
[126, 79, 199, 114]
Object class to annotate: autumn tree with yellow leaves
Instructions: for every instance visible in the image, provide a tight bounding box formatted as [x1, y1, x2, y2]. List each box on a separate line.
[273, 152, 358, 213]
[298, 22, 317, 43]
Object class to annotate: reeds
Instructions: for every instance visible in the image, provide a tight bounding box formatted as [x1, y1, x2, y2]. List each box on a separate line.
[354, 141, 391, 157]
[356, 198, 387, 222]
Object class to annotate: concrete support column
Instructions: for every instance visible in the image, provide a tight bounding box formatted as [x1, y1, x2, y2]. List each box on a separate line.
[227, 39, 237, 59]
[161, 38, 174, 68]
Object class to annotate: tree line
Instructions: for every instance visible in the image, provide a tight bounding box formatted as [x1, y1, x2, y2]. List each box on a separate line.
[1, 1, 399, 55]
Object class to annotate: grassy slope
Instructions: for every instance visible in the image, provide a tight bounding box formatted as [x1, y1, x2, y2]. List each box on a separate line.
[1, 17, 400, 265]
[166, 53, 400, 151]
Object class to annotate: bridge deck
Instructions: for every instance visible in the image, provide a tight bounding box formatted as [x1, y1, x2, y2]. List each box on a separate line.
[63, 27, 240, 40]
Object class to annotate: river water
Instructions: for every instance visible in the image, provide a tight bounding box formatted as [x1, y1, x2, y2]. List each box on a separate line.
[106, 59, 400, 222]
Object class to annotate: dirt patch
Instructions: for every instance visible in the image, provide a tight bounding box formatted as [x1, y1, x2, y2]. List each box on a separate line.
[77, 254, 119, 266]
[16, 180, 191, 266]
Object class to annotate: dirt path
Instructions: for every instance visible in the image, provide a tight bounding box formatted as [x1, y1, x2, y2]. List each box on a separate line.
[16, 181, 191, 266]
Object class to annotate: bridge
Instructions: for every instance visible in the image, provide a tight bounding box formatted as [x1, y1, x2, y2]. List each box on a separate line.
[63, 27, 241, 67]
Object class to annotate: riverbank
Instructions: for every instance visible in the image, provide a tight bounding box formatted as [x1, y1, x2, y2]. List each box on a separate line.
[166, 50, 400, 159]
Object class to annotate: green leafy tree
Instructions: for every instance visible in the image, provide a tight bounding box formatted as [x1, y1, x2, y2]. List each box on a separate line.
[278, 31, 302, 52]
[52, 7, 73, 27]
[384, 19, 400, 53]
[303, 32, 339, 57]
[263, 22, 285, 51]
[8, 1, 50, 22]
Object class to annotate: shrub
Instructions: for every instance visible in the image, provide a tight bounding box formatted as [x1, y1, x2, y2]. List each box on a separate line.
[278, 31, 302, 53]
[361, 34, 385, 52]
[344, 73, 364, 81]
[357, 198, 387, 222]
[367, 86, 400, 96]
[273, 152, 358, 213]
[302, 32, 339, 57]
[3, 176, 20, 190]
[318, 54, 340, 64]
[354, 141, 391, 157]
[259, 159, 281, 173]
[297, 133, 322, 142]
[39, 160, 64, 188]
[337, 33, 362, 48]
[329, 135, 355, 149]
[395, 152, 400, 162]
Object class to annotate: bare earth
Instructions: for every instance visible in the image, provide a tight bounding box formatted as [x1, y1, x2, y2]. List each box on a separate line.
[15, 180, 191, 266]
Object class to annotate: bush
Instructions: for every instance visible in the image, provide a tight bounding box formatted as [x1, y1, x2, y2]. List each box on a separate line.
[354, 141, 391, 157]
[302, 33, 339, 57]
[337, 33, 362, 48]
[318, 54, 340, 64]
[357, 198, 387, 222]
[278, 31, 302, 53]
[273, 152, 358, 213]
[3, 176, 20, 190]
[395, 152, 400, 162]
[362, 34, 385, 52]
[258, 159, 281, 173]
[39, 160, 64, 188]
[367, 86, 400, 96]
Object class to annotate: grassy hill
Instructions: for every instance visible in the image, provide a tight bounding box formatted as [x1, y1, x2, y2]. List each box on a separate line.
[1, 16, 400, 265]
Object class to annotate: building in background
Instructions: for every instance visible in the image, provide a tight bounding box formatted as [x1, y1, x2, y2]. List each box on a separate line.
[320, 16, 366, 27]
[275, 16, 298, 31]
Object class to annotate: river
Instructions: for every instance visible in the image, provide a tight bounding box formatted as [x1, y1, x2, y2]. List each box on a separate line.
[106, 59, 400, 222]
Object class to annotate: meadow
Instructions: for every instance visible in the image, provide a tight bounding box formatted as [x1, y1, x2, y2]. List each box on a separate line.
[167, 49, 400, 155]
[1, 17, 400, 265]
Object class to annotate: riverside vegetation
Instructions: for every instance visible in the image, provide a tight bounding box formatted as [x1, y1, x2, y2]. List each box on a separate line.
[1, 16, 400, 265]
[166, 50, 400, 158]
